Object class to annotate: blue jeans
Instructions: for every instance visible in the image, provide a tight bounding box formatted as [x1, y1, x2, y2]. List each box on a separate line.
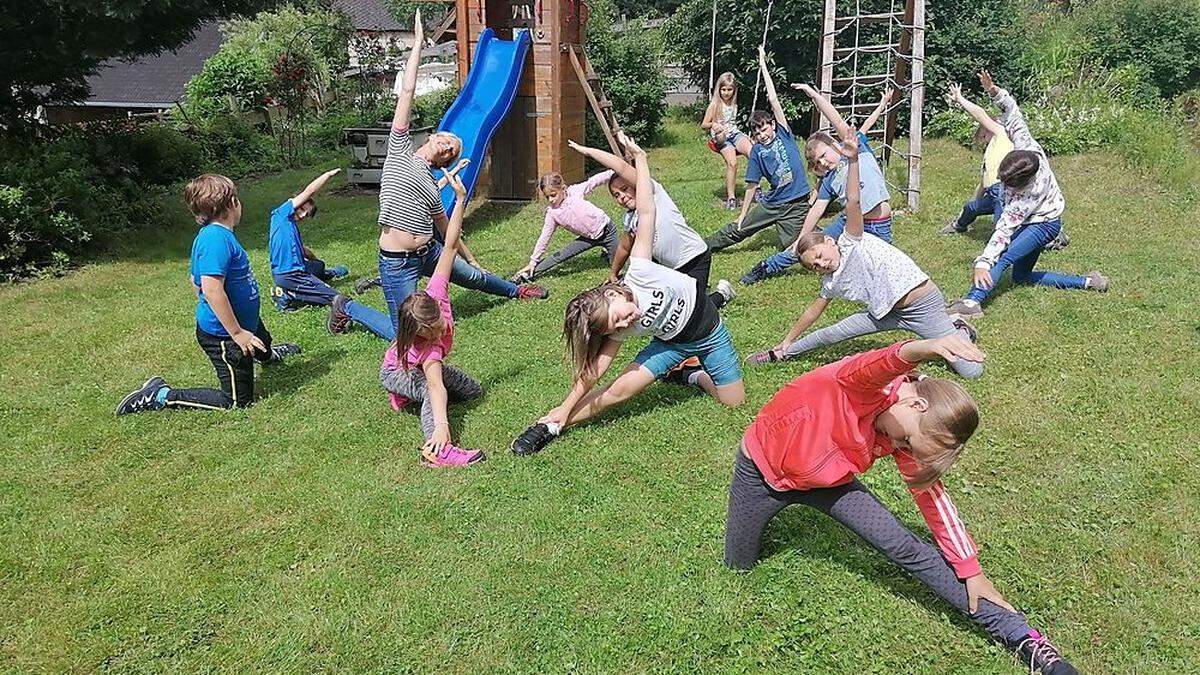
[378, 241, 518, 329]
[955, 183, 1003, 230]
[965, 218, 1087, 303]
[760, 213, 894, 277]
[272, 268, 393, 340]
[345, 299, 395, 340]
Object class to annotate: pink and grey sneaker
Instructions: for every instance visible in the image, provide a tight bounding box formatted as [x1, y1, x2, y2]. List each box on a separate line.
[1014, 630, 1077, 675]
[517, 284, 549, 300]
[745, 348, 786, 366]
[420, 443, 486, 468]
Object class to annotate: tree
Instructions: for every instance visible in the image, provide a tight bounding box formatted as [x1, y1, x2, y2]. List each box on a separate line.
[0, 0, 278, 129]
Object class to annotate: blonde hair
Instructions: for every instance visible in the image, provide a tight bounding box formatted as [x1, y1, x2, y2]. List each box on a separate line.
[804, 131, 836, 165]
[183, 174, 238, 226]
[538, 172, 565, 196]
[395, 291, 443, 368]
[906, 378, 979, 491]
[563, 283, 633, 379]
[794, 231, 833, 256]
[713, 72, 738, 100]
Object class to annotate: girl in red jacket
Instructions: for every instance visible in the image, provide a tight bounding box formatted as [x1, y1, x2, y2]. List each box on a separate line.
[726, 336, 1076, 674]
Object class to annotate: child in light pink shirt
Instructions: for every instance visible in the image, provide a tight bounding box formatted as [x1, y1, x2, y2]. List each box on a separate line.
[379, 173, 485, 468]
[511, 170, 619, 283]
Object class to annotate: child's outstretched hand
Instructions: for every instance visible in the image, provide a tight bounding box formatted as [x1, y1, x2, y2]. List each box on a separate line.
[444, 157, 470, 179]
[790, 82, 817, 97]
[945, 83, 965, 107]
[567, 139, 585, 154]
[617, 131, 644, 157]
[978, 70, 998, 95]
[927, 334, 986, 364]
[972, 267, 993, 291]
[321, 168, 341, 179]
[412, 9, 424, 45]
[836, 128, 859, 162]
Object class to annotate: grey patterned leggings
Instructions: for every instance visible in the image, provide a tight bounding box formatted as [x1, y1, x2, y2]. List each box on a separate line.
[724, 450, 1032, 647]
[379, 363, 483, 439]
[784, 288, 983, 378]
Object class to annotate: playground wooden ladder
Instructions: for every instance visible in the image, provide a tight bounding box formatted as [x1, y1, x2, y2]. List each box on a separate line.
[566, 44, 624, 156]
[816, 0, 925, 209]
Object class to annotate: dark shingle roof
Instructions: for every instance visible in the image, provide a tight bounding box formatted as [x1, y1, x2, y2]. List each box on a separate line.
[333, 0, 407, 32]
[83, 22, 225, 106]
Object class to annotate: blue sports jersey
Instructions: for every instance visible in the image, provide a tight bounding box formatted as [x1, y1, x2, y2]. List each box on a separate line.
[268, 200, 306, 276]
[191, 223, 261, 337]
[817, 132, 890, 213]
[745, 124, 811, 205]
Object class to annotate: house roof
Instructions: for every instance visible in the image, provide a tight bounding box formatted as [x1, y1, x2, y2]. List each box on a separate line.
[333, 0, 407, 32]
[81, 21, 224, 107]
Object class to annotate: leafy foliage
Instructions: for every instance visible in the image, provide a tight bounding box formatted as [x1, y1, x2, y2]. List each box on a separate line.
[0, 0, 275, 129]
[586, 0, 668, 144]
[1074, 0, 1200, 100]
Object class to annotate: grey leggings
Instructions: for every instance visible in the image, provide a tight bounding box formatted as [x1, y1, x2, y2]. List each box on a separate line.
[724, 450, 1032, 647]
[533, 221, 619, 276]
[379, 363, 483, 439]
[785, 288, 983, 378]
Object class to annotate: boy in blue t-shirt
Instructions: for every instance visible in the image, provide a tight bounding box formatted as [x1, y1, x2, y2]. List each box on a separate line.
[268, 168, 394, 340]
[705, 47, 812, 267]
[741, 86, 895, 284]
[115, 174, 301, 414]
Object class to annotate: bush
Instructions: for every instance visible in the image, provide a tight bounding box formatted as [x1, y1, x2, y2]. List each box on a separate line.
[413, 84, 459, 129]
[1075, 0, 1200, 101]
[192, 115, 281, 178]
[587, 0, 667, 144]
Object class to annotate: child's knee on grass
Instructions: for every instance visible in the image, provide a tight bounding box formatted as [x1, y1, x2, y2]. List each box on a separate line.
[715, 381, 746, 407]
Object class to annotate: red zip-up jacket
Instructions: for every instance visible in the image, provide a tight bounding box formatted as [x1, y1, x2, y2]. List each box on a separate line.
[743, 342, 981, 578]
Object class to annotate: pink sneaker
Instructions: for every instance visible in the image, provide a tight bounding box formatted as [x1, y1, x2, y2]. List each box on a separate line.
[420, 443, 486, 468]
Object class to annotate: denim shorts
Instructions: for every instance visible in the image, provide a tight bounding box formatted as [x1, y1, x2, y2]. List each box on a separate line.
[635, 322, 742, 386]
[715, 130, 745, 150]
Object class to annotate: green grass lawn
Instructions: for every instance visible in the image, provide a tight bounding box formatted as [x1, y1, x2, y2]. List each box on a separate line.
[2, 123, 1198, 672]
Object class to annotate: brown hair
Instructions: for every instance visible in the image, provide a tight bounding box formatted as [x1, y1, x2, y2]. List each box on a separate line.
[794, 231, 833, 256]
[748, 109, 774, 130]
[183, 174, 238, 226]
[997, 149, 1040, 190]
[906, 378, 980, 491]
[713, 72, 738, 100]
[538, 172, 565, 196]
[804, 130, 836, 166]
[394, 291, 443, 368]
[563, 282, 633, 379]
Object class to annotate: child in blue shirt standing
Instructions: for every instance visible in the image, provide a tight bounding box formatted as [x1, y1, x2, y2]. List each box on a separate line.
[268, 168, 395, 340]
[705, 47, 812, 269]
[116, 174, 301, 414]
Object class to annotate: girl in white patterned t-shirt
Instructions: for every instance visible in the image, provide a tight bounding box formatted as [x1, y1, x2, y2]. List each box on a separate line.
[746, 129, 984, 379]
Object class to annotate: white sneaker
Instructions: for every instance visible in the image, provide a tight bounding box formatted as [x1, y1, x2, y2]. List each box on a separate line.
[716, 279, 737, 305]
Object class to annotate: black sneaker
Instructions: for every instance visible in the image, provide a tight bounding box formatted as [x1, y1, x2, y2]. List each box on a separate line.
[328, 295, 352, 335]
[663, 364, 703, 387]
[1014, 631, 1077, 675]
[512, 422, 556, 456]
[268, 343, 302, 363]
[354, 276, 382, 295]
[739, 260, 770, 285]
[115, 376, 167, 415]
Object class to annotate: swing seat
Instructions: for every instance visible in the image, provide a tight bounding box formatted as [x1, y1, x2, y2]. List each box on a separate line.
[706, 139, 721, 153]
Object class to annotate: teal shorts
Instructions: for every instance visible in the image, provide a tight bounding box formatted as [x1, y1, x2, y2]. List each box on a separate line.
[635, 322, 742, 387]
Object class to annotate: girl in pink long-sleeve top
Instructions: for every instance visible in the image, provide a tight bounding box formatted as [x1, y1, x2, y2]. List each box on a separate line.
[511, 171, 620, 283]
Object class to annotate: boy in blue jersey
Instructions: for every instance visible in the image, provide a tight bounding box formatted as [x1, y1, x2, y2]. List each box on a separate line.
[268, 168, 394, 340]
[705, 47, 812, 268]
[116, 174, 301, 414]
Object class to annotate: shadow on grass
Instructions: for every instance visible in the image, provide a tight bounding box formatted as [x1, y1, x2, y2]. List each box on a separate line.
[258, 347, 345, 400]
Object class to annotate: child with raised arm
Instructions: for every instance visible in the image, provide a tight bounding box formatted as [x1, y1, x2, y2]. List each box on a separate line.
[267, 168, 394, 340]
[568, 140, 735, 309]
[726, 335, 1078, 674]
[745, 130, 981, 379]
[380, 173, 486, 468]
[116, 174, 301, 415]
[702, 72, 754, 210]
[510, 170, 620, 284]
[511, 133, 744, 456]
[944, 71, 1108, 319]
[376, 12, 545, 331]
[740, 87, 894, 285]
[705, 47, 812, 264]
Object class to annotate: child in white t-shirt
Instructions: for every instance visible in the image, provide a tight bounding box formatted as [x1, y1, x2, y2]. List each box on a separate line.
[746, 129, 983, 379]
[511, 133, 745, 456]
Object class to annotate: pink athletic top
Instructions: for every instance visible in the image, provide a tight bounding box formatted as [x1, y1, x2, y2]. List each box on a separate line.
[382, 273, 455, 410]
[529, 170, 614, 266]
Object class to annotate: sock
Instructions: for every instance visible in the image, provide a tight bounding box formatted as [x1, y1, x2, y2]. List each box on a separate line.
[961, 299, 979, 308]
[545, 422, 562, 436]
[1084, 277, 1092, 289]
[685, 369, 704, 386]
[155, 386, 171, 404]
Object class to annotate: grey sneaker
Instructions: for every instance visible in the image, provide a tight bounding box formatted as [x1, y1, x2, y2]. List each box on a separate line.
[952, 317, 979, 343]
[1044, 229, 1071, 251]
[1084, 270, 1109, 292]
[939, 218, 968, 235]
[945, 299, 984, 319]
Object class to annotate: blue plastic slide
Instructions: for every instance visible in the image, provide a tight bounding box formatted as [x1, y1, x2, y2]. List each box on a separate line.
[436, 27, 532, 215]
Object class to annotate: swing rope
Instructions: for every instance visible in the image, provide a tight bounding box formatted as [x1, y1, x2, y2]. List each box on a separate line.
[707, 0, 718, 94]
[749, 0, 775, 115]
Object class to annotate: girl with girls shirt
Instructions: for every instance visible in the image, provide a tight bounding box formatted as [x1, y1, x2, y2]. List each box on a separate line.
[726, 335, 1077, 674]
[380, 173, 485, 468]
[747, 130, 982, 379]
[701, 72, 754, 210]
[944, 71, 1108, 319]
[511, 133, 744, 456]
[742, 87, 894, 285]
[567, 140, 735, 309]
[510, 171, 620, 284]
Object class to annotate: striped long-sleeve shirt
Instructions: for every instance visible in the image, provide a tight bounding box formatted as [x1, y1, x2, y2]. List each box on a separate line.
[378, 125, 444, 238]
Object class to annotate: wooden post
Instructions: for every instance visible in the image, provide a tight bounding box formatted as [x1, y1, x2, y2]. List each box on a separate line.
[816, 0, 837, 132]
[905, 0, 924, 210]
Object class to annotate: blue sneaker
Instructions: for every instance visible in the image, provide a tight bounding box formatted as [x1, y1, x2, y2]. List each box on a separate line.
[115, 376, 167, 415]
[272, 286, 298, 313]
[739, 260, 770, 285]
[327, 265, 350, 281]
